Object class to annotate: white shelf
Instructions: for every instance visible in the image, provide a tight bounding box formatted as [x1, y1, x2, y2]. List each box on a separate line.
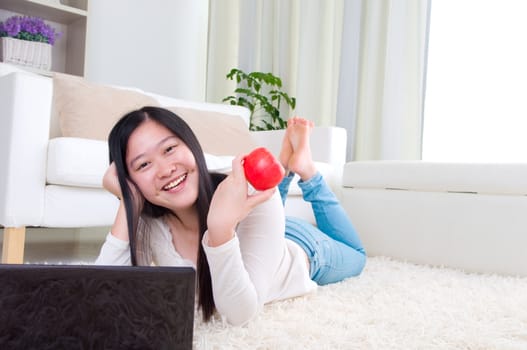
[0, 0, 88, 76]
[1, 62, 54, 76]
[0, 0, 86, 24]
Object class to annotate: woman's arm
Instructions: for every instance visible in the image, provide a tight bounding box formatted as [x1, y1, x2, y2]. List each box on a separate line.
[206, 155, 275, 247]
[94, 196, 132, 265]
[94, 229, 132, 265]
[202, 192, 286, 325]
[203, 156, 286, 325]
[95, 163, 140, 265]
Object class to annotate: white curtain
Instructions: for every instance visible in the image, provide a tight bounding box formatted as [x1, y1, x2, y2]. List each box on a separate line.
[207, 0, 430, 160]
[352, 0, 430, 160]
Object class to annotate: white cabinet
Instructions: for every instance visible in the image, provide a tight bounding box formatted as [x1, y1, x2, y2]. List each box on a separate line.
[0, 0, 88, 76]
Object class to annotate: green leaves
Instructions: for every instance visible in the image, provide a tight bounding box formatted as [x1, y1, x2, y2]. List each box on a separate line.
[223, 68, 296, 131]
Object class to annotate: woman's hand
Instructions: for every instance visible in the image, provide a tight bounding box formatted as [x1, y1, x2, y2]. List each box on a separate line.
[103, 162, 144, 211]
[102, 162, 122, 198]
[207, 154, 276, 247]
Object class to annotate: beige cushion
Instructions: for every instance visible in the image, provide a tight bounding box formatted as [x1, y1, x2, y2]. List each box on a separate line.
[52, 73, 160, 140]
[51, 73, 255, 154]
[168, 106, 256, 156]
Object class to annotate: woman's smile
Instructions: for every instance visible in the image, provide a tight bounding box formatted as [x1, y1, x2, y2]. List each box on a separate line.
[162, 173, 188, 191]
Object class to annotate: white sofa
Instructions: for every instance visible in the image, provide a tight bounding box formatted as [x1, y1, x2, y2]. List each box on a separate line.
[3, 64, 525, 278]
[0, 67, 346, 264]
[342, 161, 527, 276]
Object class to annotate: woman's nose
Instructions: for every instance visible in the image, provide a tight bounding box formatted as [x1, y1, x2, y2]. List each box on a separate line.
[157, 162, 175, 178]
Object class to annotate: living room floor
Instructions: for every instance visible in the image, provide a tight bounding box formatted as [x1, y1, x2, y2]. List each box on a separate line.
[14, 227, 109, 264]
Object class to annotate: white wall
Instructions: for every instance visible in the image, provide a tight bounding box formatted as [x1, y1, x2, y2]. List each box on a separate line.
[85, 0, 209, 101]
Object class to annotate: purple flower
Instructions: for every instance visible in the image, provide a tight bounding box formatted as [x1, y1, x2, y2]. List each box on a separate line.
[0, 16, 61, 45]
[3, 16, 21, 37]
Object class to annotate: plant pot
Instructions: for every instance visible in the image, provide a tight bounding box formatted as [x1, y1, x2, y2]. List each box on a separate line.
[0, 37, 52, 71]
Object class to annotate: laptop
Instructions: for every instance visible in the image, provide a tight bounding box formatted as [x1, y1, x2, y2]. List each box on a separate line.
[0, 264, 196, 350]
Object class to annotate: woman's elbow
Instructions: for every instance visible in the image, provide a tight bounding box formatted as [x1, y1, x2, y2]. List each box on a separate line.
[224, 303, 259, 326]
[215, 292, 260, 326]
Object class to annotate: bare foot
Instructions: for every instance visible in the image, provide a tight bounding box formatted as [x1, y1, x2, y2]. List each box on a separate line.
[279, 119, 293, 172]
[287, 117, 317, 181]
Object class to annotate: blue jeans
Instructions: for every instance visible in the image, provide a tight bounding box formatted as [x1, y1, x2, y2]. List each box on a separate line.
[279, 172, 366, 285]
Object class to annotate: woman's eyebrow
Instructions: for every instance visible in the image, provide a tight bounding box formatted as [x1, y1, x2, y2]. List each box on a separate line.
[129, 135, 179, 167]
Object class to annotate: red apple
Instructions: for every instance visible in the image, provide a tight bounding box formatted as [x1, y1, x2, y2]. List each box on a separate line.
[243, 147, 285, 190]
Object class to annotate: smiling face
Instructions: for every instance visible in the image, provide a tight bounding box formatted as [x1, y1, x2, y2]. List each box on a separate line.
[125, 118, 199, 213]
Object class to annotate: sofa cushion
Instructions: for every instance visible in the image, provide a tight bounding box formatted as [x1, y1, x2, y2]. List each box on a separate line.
[168, 106, 256, 156]
[52, 73, 160, 140]
[47, 138, 236, 188]
[51, 73, 256, 156]
[47, 138, 110, 188]
[343, 161, 527, 195]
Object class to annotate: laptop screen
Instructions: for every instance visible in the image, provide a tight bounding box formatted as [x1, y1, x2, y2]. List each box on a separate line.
[0, 264, 195, 350]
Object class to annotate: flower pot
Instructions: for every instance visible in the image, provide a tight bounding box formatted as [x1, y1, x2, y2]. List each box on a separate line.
[0, 37, 52, 71]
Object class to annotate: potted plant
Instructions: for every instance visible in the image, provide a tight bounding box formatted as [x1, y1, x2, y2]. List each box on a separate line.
[0, 15, 62, 71]
[223, 68, 296, 131]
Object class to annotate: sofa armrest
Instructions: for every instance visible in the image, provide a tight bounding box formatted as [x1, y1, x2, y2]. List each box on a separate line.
[250, 126, 347, 166]
[0, 72, 53, 227]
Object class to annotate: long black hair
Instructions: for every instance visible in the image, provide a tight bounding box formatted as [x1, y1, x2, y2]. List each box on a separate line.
[107, 106, 225, 321]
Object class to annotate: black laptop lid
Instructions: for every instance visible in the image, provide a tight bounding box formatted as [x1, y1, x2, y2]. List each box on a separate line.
[0, 264, 195, 350]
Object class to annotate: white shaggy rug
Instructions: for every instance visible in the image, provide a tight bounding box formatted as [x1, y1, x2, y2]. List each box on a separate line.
[193, 256, 527, 350]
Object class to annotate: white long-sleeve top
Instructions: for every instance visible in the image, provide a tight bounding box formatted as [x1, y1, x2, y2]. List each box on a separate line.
[95, 191, 317, 325]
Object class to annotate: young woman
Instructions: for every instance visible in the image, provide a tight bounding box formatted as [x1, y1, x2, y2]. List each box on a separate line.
[95, 106, 366, 326]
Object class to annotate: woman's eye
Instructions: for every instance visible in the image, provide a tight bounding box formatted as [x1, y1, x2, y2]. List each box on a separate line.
[165, 145, 176, 153]
[137, 162, 149, 170]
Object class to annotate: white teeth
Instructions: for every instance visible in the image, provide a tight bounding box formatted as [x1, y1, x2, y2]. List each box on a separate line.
[163, 174, 187, 190]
